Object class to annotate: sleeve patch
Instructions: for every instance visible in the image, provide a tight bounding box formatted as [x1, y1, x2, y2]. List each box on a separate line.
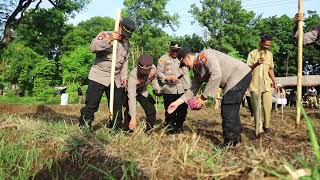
[198, 52, 208, 64]
[97, 32, 108, 40]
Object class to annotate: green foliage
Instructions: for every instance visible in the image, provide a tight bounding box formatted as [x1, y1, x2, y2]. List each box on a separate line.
[0, 114, 80, 179]
[190, 0, 259, 59]
[15, 8, 72, 60]
[60, 45, 94, 85]
[3, 42, 56, 96]
[62, 16, 115, 52]
[0, 138, 43, 179]
[123, 0, 178, 29]
[130, 25, 171, 61]
[254, 15, 296, 76]
[123, 0, 178, 67]
[172, 34, 207, 52]
[303, 11, 320, 65]
[147, 84, 164, 107]
[67, 83, 81, 104]
[0, 95, 60, 104]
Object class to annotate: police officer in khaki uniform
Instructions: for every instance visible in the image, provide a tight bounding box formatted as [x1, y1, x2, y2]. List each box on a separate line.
[247, 35, 277, 136]
[168, 48, 252, 147]
[126, 55, 162, 132]
[79, 18, 135, 129]
[157, 42, 191, 133]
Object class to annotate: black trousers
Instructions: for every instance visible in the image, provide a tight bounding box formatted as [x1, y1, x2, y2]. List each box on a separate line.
[79, 80, 126, 128]
[163, 93, 188, 129]
[123, 94, 156, 132]
[221, 73, 252, 144]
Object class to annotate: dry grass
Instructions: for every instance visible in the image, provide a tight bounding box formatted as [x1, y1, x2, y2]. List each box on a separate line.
[0, 104, 319, 179]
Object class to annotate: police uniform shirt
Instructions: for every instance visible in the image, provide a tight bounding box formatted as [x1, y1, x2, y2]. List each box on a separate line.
[127, 65, 162, 117]
[157, 53, 191, 94]
[295, 25, 320, 46]
[88, 31, 129, 88]
[180, 49, 251, 102]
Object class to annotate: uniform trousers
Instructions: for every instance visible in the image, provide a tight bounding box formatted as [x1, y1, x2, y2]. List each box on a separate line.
[221, 73, 252, 145]
[79, 80, 126, 129]
[163, 93, 188, 129]
[123, 94, 156, 132]
[250, 91, 272, 130]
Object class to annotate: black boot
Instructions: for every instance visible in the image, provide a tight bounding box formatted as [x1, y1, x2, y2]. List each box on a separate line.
[79, 115, 93, 132]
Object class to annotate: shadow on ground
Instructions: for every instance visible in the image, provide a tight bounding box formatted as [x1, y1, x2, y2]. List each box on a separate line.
[32, 135, 148, 180]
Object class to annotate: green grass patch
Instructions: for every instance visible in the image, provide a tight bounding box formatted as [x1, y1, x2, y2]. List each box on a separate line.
[0, 114, 80, 179]
[0, 95, 60, 105]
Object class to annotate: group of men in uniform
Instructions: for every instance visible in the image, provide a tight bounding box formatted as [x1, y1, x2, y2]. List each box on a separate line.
[78, 17, 192, 134]
[78, 13, 320, 147]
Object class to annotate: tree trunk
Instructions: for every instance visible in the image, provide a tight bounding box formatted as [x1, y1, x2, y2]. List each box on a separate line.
[0, 23, 13, 50]
[0, 0, 35, 50]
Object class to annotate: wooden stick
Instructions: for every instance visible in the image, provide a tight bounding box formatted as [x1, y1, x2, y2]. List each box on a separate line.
[296, 0, 304, 126]
[109, 9, 122, 118]
[256, 52, 264, 136]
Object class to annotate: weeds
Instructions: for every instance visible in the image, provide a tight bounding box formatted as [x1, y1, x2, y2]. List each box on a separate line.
[0, 107, 319, 179]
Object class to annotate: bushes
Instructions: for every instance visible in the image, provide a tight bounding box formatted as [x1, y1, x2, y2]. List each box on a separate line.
[3, 42, 56, 96]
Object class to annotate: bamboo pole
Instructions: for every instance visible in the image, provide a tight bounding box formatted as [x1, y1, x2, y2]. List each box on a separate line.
[296, 0, 304, 126]
[256, 51, 265, 136]
[109, 9, 122, 119]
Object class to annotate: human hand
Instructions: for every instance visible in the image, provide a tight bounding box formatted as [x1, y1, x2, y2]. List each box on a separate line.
[165, 75, 177, 84]
[187, 97, 204, 110]
[121, 79, 128, 87]
[168, 101, 179, 114]
[294, 12, 304, 22]
[273, 82, 278, 90]
[111, 32, 122, 41]
[129, 117, 137, 130]
[257, 58, 265, 65]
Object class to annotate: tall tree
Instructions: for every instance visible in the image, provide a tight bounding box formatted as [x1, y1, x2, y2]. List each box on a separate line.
[254, 12, 320, 76]
[254, 15, 296, 76]
[172, 34, 207, 52]
[60, 45, 94, 85]
[3, 42, 55, 95]
[0, 0, 89, 50]
[190, 0, 259, 59]
[123, 0, 179, 64]
[62, 16, 115, 53]
[15, 8, 72, 60]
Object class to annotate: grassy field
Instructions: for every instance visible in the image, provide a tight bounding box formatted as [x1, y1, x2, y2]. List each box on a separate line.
[0, 95, 60, 105]
[0, 104, 319, 179]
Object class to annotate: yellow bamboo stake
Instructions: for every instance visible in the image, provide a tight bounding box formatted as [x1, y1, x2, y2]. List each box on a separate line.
[109, 9, 122, 119]
[296, 0, 304, 126]
[256, 51, 265, 136]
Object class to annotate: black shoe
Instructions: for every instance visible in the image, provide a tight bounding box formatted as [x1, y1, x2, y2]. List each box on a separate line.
[79, 116, 93, 130]
[175, 127, 184, 134]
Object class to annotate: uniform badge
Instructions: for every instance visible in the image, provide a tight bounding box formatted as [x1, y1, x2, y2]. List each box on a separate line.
[198, 52, 207, 64]
[97, 32, 108, 40]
